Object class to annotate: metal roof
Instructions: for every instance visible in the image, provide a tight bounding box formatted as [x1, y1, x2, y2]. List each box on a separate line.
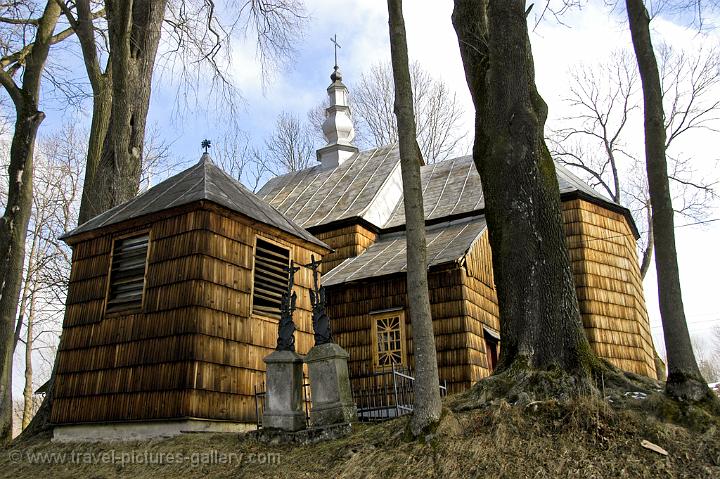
[257, 145, 401, 228]
[63, 154, 328, 249]
[259, 146, 614, 231]
[322, 215, 487, 285]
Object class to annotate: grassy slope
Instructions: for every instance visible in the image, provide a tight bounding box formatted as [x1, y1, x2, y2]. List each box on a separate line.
[2, 392, 719, 479]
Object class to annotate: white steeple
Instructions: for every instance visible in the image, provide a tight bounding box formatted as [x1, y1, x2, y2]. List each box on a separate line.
[317, 64, 358, 169]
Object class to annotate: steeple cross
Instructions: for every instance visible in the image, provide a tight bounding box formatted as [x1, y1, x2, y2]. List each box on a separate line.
[201, 139, 211, 153]
[330, 34, 341, 68]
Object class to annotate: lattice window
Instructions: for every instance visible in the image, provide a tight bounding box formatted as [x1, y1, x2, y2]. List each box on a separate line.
[106, 233, 150, 313]
[372, 311, 406, 368]
[252, 238, 290, 319]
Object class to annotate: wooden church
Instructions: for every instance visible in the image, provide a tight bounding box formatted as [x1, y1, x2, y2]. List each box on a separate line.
[256, 65, 659, 392]
[51, 64, 657, 438]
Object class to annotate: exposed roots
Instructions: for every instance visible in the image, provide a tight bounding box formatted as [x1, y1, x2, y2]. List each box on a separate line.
[446, 359, 720, 433]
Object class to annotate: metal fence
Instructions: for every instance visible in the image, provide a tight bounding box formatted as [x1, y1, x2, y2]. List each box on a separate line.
[254, 378, 312, 430]
[254, 365, 448, 427]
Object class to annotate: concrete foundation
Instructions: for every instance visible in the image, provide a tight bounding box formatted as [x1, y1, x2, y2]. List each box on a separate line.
[304, 343, 357, 427]
[52, 419, 254, 442]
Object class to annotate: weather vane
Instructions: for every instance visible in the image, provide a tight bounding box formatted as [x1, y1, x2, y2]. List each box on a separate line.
[201, 139, 211, 153]
[330, 34, 341, 68]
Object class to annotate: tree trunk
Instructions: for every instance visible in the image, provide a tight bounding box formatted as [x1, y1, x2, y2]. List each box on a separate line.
[452, 0, 596, 385]
[22, 0, 168, 438]
[0, 0, 60, 445]
[639, 199, 654, 279]
[82, 0, 167, 217]
[21, 291, 36, 430]
[387, 0, 442, 436]
[77, 82, 112, 224]
[625, 0, 714, 402]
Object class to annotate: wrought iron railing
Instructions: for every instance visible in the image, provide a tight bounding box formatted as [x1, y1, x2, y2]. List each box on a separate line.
[352, 364, 448, 422]
[254, 378, 312, 430]
[254, 366, 448, 427]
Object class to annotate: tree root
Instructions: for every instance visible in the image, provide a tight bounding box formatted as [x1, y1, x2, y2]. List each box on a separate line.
[446, 359, 720, 433]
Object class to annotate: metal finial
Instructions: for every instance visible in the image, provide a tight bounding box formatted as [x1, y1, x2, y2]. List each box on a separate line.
[201, 139, 211, 153]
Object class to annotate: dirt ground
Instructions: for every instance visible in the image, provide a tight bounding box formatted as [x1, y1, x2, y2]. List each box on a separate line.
[2, 391, 719, 479]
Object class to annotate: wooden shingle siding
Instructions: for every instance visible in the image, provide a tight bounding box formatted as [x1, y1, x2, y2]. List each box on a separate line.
[52, 206, 325, 424]
[461, 230, 501, 384]
[327, 267, 475, 395]
[313, 224, 378, 273]
[562, 199, 657, 378]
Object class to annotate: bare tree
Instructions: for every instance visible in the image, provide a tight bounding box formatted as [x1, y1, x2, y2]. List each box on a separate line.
[548, 45, 719, 278]
[214, 130, 270, 192]
[692, 327, 720, 383]
[15, 124, 83, 429]
[387, 0, 442, 436]
[264, 111, 314, 173]
[625, 0, 718, 404]
[453, 0, 603, 398]
[0, 0, 63, 444]
[352, 61, 467, 163]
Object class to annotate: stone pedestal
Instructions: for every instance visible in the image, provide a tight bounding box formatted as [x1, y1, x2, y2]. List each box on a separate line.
[304, 343, 357, 426]
[262, 350, 306, 432]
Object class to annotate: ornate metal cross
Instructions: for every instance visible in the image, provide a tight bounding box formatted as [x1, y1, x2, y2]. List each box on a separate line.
[330, 34, 341, 68]
[276, 261, 301, 352]
[201, 139, 211, 153]
[307, 255, 333, 345]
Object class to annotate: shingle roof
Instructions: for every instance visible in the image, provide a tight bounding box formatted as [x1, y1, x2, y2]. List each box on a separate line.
[259, 146, 614, 232]
[323, 216, 487, 286]
[63, 154, 328, 249]
[257, 145, 401, 228]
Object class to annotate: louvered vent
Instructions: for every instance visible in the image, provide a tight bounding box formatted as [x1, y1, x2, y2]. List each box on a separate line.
[106, 233, 149, 313]
[252, 238, 290, 319]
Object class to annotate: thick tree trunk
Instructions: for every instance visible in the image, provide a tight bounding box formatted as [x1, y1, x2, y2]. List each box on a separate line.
[625, 0, 714, 402]
[0, 0, 60, 445]
[452, 0, 596, 382]
[387, 0, 443, 436]
[82, 0, 167, 217]
[78, 83, 112, 224]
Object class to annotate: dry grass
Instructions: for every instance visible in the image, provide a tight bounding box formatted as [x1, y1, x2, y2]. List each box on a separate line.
[2, 391, 719, 479]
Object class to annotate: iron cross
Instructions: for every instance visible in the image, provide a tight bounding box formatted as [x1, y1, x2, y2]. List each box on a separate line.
[201, 139, 211, 153]
[330, 34, 341, 68]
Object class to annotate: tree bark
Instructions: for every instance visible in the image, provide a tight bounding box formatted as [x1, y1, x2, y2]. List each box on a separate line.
[452, 0, 596, 381]
[80, 0, 167, 219]
[387, 0, 442, 436]
[0, 0, 60, 445]
[625, 0, 714, 402]
[21, 291, 36, 430]
[639, 199, 654, 279]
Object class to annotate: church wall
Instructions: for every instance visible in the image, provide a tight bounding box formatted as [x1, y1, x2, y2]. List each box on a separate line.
[562, 199, 657, 378]
[52, 206, 324, 424]
[313, 223, 378, 273]
[460, 230, 501, 384]
[327, 266, 476, 395]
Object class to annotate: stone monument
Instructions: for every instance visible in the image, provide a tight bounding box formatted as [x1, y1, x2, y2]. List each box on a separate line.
[304, 256, 357, 426]
[262, 262, 306, 432]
